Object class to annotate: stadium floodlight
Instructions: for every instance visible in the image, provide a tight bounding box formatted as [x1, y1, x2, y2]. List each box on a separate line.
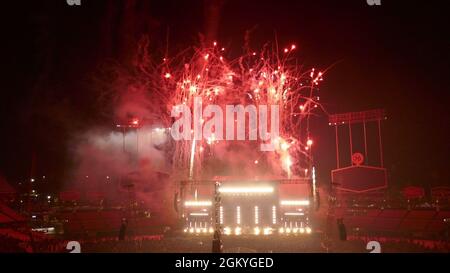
[219, 186, 274, 194]
[280, 200, 310, 206]
[184, 200, 212, 207]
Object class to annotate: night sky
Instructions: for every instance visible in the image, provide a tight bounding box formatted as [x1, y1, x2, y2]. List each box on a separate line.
[1, 0, 449, 191]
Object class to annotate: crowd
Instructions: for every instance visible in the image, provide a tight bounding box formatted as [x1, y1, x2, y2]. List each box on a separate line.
[1, 231, 449, 253]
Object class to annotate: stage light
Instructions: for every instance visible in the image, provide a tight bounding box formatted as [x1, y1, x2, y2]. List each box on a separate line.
[280, 200, 310, 206]
[306, 227, 312, 234]
[189, 228, 194, 233]
[209, 227, 214, 233]
[284, 212, 304, 216]
[184, 201, 212, 207]
[279, 227, 285, 234]
[235, 227, 242, 235]
[293, 228, 298, 233]
[224, 227, 231, 235]
[183, 228, 188, 233]
[272, 206, 277, 224]
[202, 228, 208, 233]
[254, 227, 261, 235]
[219, 186, 274, 194]
[237, 206, 241, 224]
[263, 227, 272, 235]
[196, 228, 201, 233]
[300, 227, 305, 234]
[286, 228, 291, 234]
[189, 212, 209, 216]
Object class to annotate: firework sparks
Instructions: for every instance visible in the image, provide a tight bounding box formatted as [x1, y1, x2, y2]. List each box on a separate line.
[125, 38, 325, 179]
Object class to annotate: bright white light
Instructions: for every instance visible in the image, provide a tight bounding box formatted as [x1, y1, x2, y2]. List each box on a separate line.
[236, 206, 241, 224]
[202, 228, 208, 233]
[224, 227, 231, 235]
[184, 201, 212, 207]
[209, 227, 214, 233]
[300, 227, 305, 234]
[219, 187, 274, 194]
[189, 228, 194, 233]
[285, 157, 292, 167]
[219, 206, 224, 224]
[254, 227, 261, 235]
[195, 228, 201, 233]
[293, 228, 298, 233]
[183, 228, 188, 233]
[279, 227, 285, 233]
[280, 200, 310, 206]
[286, 228, 291, 233]
[189, 212, 209, 216]
[306, 227, 312, 234]
[255, 206, 259, 224]
[284, 212, 305, 216]
[272, 206, 277, 224]
[235, 227, 242, 235]
[263, 227, 272, 235]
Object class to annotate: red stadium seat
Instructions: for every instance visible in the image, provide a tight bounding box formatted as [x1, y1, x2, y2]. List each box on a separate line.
[371, 218, 401, 231]
[426, 220, 445, 232]
[378, 209, 407, 218]
[398, 219, 429, 231]
[405, 210, 436, 219]
[365, 209, 382, 217]
[434, 211, 450, 221]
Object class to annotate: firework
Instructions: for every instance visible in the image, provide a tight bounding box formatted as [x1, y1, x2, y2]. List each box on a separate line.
[123, 38, 325, 180]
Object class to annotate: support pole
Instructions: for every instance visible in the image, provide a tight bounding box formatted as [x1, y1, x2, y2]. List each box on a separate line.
[377, 119, 384, 167]
[335, 126, 340, 168]
[348, 123, 353, 164]
[363, 121, 368, 165]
